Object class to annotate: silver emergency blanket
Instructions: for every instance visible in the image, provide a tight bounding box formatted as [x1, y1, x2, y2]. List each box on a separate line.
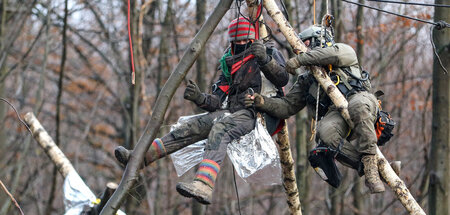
[227, 117, 282, 185]
[171, 113, 282, 185]
[170, 113, 208, 177]
[64, 171, 126, 215]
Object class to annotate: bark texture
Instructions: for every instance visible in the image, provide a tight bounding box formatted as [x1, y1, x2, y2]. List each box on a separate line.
[277, 122, 302, 215]
[429, 2, 450, 214]
[24, 112, 75, 178]
[377, 148, 426, 215]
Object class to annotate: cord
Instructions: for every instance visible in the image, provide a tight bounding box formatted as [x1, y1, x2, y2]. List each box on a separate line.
[341, 0, 450, 27]
[232, 166, 243, 215]
[430, 25, 448, 74]
[366, 0, 450, 8]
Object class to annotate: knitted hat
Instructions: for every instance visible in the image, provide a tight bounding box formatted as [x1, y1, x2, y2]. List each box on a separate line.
[228, 17, 256, 42]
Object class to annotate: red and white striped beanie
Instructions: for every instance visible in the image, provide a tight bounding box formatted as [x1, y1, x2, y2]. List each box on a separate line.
[228, 17, 256, 42]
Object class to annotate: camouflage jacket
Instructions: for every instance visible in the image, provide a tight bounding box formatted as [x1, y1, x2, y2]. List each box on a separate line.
[257, 43, 370, 119]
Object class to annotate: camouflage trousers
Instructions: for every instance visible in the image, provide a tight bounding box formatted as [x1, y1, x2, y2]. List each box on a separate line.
[163, 109, 256, 165]
[317, 91, 378, 167]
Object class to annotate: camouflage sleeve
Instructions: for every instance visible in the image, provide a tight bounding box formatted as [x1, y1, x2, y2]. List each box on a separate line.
[256, 75, 310, 119]
[259, 48, 289, 87]
[296, 43, 359, 67]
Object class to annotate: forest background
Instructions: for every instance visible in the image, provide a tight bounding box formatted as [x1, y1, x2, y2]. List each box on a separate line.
[0, 0, 448, 214]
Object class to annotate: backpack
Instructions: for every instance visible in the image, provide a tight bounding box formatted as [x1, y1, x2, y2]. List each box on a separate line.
[375, 110, 395, 146]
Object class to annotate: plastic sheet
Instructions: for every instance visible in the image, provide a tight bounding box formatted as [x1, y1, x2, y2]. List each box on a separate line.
[227, 117, 282, 185]
[64, 171, 97, 215]
[64, 171, 126, 215]
[170, 113, 282, 185]
[170, 113, 208, 177]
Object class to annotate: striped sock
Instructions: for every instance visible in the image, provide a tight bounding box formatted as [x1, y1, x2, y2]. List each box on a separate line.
[149, 138, 166, 160]
[194, 159, 220, 188]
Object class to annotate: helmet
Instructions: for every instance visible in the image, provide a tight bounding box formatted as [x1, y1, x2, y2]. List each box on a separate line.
[298, 25, 334, 48]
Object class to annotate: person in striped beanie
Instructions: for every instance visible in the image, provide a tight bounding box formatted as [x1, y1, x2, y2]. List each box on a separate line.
[114, 18, 289, 205]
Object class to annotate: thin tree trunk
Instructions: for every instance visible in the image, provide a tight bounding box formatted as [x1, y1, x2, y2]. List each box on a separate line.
[99, 1, 233, 214]
[428, 2, 449, 214]
[246, 1, 302, 213]
[352, 2, 365, 213]
[296, 110, 310, 215]
[193, 0, 207, 211]
[46, 0, 68, 213]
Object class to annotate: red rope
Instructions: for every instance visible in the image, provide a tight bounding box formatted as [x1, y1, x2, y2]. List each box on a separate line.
[128, 0, 136, 85]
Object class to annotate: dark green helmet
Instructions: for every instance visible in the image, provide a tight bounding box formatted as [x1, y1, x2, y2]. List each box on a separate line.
[298, 25, 334, 48]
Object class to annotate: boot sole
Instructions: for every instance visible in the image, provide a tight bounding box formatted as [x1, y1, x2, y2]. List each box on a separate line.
[176, 184, 211, 205]
[114, 148, 129, 166]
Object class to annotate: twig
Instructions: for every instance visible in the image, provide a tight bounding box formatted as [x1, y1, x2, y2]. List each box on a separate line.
[0, 180, 24, 215]
[0, 98, 32, 135]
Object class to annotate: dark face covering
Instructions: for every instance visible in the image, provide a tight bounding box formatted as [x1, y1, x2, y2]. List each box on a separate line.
[233, 41, 252, 55]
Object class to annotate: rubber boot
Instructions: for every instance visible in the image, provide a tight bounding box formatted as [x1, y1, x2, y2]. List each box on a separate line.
[361, 155, 385, 193]
[176, 159, 220, 205]
[114, 138, 166, 167]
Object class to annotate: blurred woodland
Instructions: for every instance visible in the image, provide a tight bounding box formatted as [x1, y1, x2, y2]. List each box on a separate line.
[0, 0, 448, 214]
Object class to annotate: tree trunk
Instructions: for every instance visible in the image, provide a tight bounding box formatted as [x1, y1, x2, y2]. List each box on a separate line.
[428, 2, 450, 214]
[296, 110, 310, 215]
[276, 123, 302, 215]
[352, 2, 365, 213]
[99, 0, 233, 214]
[193, 0, 207, 212]
[246, 1, 302, 214]
[377, 148, 426, 215]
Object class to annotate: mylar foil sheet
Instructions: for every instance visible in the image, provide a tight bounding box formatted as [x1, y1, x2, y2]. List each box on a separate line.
[64, 171, 97, 215]
[227, 117, 282, 185]
[64, 171, 126, 215]
[170, 113, 281, 185]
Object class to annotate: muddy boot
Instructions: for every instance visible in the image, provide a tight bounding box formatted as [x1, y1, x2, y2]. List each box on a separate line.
[362, 155, 385, 193]
[114, 146, 131, 166]
[114, 138, 166, 167]
[176, 159, 220, 205]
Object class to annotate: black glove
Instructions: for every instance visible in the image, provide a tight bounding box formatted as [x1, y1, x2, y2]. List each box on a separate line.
[250, 40, 270, 64]
[184, 80, 205, 104]
[244, 93, 264, 108]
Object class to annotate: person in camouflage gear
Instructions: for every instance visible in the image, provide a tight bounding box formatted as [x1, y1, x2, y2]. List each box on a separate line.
[245, 25, 385, 193]
[114, 17, 289, 204]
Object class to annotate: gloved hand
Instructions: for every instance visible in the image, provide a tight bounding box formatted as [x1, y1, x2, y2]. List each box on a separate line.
[184, 80, 205, 104]
[286, 57, 301, 74]
[244, 93, 264, 109]
[250, 40, 269, 64]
